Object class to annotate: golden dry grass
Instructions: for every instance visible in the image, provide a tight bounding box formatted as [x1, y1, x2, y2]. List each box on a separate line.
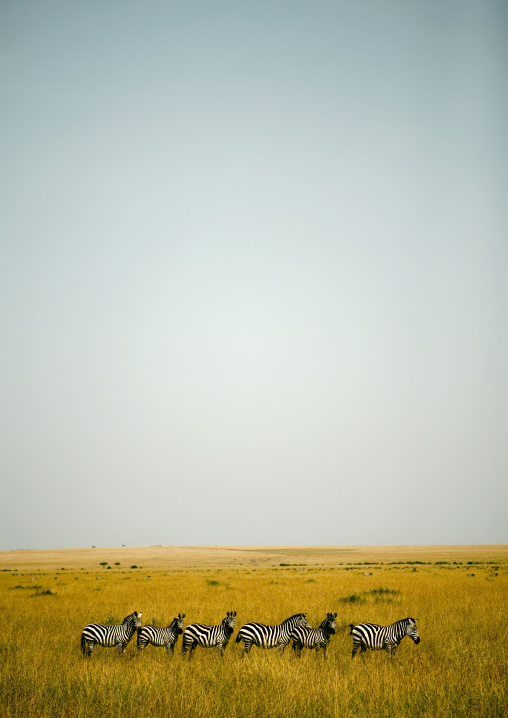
[1, 546, 507, 717]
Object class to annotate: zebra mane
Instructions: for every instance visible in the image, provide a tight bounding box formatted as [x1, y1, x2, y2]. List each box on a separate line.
[391, 617, 414, 630]
[122, 611, 139, 624]
[283, 613, 306, 624]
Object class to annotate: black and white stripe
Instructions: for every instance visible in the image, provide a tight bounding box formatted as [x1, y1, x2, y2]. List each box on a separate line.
[236, 613, 310, 654]
[137, 613, 185, 655]
[350, 617, 420, 658]
[182, 611, 237, 656]
[81, 611, 142, 656]
[291, 612, 337, 658]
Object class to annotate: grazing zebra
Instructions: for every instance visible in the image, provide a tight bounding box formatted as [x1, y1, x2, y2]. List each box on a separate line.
[235, 613, 310, 655]
[291, 612, 337, 658]
[182, 611, 237, 657]
[81, 611, 142, 657]
[137, 613, 185, 655]
[350, 617, 420, 658]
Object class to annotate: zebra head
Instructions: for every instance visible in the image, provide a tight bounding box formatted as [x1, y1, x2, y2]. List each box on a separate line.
[223, 611, 237, 635]
[406, 617, 420, 644]
[295, 613, 311, 629]
[123, 611, 142, 628]
[324, 612, 337, 635]
[175, 613, 186, 635]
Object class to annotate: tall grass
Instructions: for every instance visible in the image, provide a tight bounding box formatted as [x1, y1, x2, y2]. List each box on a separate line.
[1, 561, 506, 717]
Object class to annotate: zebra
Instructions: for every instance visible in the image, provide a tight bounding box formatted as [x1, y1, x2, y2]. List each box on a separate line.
[350, 617, 420, 658]
[81, 611, 142, 657]
[137, 613, 185, 655]
[182, 611, 237, 657]
[235, 613, 310, 655]
[291, 612, 337, 658]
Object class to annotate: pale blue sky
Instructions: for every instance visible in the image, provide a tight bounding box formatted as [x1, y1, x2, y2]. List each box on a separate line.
[1, 1, 506, 550]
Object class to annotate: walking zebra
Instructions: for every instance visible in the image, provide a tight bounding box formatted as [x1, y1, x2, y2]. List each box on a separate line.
[182, 611, 237, 657]
[235, 613, 310, 655]
[137, 613, 185, 655]
[291, 612, 337, 658]
[350, 617, 420, 658]
[81, 611, 142, 657]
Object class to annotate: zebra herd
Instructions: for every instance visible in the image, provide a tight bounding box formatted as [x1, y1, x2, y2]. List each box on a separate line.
[81, 610, 420, 659]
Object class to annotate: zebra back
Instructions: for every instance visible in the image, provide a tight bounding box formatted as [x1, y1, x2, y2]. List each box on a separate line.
[137, 613, 185, 653]
[236, 613, 309, 652]
[350, 617, 420, 657]
[183, 611, 237, 656]
[81, 611, 142, 656]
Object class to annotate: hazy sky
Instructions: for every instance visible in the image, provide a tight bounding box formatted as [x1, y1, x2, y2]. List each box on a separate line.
[1, 1, 506, 550]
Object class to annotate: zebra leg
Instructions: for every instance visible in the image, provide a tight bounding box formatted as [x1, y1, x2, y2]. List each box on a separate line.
[83, 640, 94, 657]
[117, 642, 125, 655]
[242, 640, 252, 656]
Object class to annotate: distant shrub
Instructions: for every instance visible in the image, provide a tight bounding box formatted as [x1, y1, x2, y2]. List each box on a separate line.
[10, 585, 42, 590]
[339, 594, 365, 603]
[369, 587, 399, 596]
[131, 565, 138, 569]
[207, 579, 220, 586]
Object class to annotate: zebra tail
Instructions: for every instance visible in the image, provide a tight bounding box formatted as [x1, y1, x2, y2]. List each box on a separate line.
[235, 633, 242, 643]
[80, 633, 86, 654]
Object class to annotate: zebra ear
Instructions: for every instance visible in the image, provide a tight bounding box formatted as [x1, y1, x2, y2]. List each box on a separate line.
[181, 613, 186, 619]
[233, 611, 237, 616]
[334, 613, 337, 618]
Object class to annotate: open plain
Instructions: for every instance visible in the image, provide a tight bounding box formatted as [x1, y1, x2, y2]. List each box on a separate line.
[1, 545, 507, 717]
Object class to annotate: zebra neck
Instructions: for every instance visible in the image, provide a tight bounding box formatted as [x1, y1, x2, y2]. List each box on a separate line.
[393, 621, 408, 640]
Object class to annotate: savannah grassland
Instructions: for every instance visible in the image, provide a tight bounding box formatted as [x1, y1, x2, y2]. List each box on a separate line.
[1, 545, 507, 718]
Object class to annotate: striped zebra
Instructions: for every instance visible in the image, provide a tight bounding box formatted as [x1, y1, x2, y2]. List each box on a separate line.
[182, 611, 237, 657]
[81, 611, 142, 657]
[235, 613, 310, 655]
[291, 612, 337, 658]
[137, 613, 185, 655]
[350, 617, 420, 658]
